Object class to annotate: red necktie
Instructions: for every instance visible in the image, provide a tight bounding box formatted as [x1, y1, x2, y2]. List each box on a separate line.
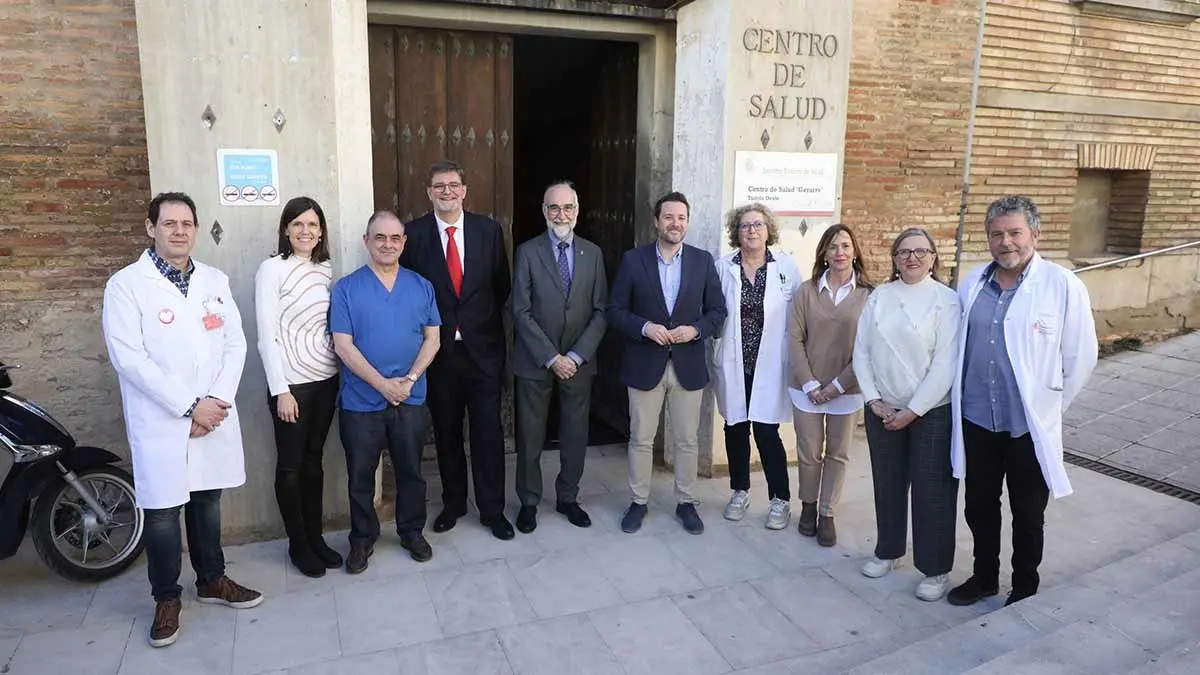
[445, 226, 463, 296]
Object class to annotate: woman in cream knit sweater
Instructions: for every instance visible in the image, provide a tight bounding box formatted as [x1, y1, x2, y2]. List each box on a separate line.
[853, 227, 961, 602]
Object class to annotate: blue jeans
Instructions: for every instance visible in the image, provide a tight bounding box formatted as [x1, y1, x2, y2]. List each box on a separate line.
[339, 403, 427, 545]
[143, 489, 225, 602]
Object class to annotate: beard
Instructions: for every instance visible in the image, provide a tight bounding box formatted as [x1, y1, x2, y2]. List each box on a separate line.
[549, 223, 573, 241]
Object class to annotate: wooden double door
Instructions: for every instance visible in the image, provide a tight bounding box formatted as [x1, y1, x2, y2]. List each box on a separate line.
[368, 24, 637, 446]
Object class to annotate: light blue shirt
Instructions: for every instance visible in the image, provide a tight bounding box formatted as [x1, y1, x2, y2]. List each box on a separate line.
[962, 263, 1030, 437]
[656, 243, 682, 315]
[549, 231, 575, 278]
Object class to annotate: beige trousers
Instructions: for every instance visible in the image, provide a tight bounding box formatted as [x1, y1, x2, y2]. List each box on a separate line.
[628, 361, 703, 505]
[793, 410, 859, 516]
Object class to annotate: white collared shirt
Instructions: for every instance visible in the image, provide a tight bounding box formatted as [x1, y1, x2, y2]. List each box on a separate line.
[435, 212, 465, 272]
[435, 212, 465, 341]
[818, 270, 857, 306]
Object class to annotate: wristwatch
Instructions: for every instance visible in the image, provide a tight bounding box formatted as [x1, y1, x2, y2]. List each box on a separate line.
[405, 373, 419, 383]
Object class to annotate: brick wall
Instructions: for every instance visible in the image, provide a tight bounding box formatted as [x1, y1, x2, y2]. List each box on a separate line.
[966, 0, 1200, 259]
[842, 0, 981, 282]
[0, 0, 149, 453]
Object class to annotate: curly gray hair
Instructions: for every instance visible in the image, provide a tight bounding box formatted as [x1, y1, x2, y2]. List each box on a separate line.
[985, 195, 1041, 234]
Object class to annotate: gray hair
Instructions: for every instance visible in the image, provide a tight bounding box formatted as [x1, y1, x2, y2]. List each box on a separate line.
[365, 210, 402, 235]
[985, 195, 1041, 234]
[542, 180, 578, 206]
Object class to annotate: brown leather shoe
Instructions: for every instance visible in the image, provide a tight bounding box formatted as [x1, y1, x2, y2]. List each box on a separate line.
[149, 598, 182, 648]
[816, 515, 836, 547]
[797, 502, 817, 537]
[196, 576, 264, 609]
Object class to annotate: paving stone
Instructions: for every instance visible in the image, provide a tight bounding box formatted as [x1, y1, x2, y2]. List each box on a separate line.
[847, 609, 1049, 674]
[497, 614, 624, 675]
[1063, 403, 1105, 426]
[753, 570, 901, 650]
[1105, 444, 1189, 480]
[1109, 401, 1195, 427]
[7, 619, 132, 675]
[1081, 414, 1164, 443]
[1062, 426, 1130, 459]
[395, 630, 514, 675]
[1112, 366, 1192, 389]
[1137, 428, 1199, 454]
[1126, 639, 1200, 675]
[1087, 375, 1165, 399]
[589, 598, 731, 675]
[1144, 355, 1200, 376]
[963, 620, 1156, 675]
[674, 582, 819, 669]
[335, 572, 442, 655]
[1167, 415, 1200, 435]
[118, 603, 236, 675]
[1134, 389, 1199, 414]
[507, 547, 624, 619]
[423, 559, 537, 637]
[1073, 389, 1135, 413]
[289, 650, 402, 675]
[231, 587, 340, 675]
[1167, 376, 1200, 396]
[1165, 462, 1200, 493]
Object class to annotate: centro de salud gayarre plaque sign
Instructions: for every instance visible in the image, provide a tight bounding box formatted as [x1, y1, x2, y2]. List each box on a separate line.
[742, 27, 837, 121]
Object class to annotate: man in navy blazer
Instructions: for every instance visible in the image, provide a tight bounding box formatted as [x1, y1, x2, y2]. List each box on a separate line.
[399, 160, 514, 541]
[607, 191, 727, 535]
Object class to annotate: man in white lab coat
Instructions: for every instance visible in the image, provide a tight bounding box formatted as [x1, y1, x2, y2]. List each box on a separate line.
[947, 195, 1098, 608]
[102, 192, 264, 649]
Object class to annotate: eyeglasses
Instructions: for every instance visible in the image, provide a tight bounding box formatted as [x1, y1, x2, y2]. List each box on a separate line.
[430, 182, 463, 193]
[738, 221, 766, 231]
[895, 248, 934, 260]
[545, 204, 577, 216]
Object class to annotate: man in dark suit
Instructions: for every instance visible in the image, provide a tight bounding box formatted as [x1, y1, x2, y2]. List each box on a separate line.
[399, 160, 514, 540]
[510, 181, 608, 534]
[607, 191, 727, 535]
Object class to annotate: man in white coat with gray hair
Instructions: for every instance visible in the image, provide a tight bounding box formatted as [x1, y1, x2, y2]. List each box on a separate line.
[103, 192, 263, 650]
[947, 195, 1097, 609]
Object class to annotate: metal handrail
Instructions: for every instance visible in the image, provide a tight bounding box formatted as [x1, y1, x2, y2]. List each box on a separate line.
[1072, 240, 1200, 274]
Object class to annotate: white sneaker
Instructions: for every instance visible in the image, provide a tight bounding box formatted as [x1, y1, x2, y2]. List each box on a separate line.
[916, 574, 951, 601]
[765, 498, 790, 530]
[723, 490, 750, 521]
[861, 556, 900, 578]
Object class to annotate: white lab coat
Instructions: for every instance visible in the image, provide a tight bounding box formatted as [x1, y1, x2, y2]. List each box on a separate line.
[102, 251, 248, 509]
[713, 249, 803, 425]
[950, 253, 1097, 499]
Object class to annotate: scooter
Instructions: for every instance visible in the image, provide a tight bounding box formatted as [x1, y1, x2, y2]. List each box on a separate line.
[0, 361, 144, 582]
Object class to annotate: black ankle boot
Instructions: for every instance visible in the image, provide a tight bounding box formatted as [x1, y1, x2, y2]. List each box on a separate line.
[288, 542, 326, 577]
[301, 473, 342, 569]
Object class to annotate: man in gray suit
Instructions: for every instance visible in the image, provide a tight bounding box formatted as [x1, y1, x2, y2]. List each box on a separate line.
[511, 180, 608, 533]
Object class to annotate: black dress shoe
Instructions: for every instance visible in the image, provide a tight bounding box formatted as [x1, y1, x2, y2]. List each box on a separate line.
[621, 503, 647, 533]
[345, 543, 374, 575]
[516, 506, 537, 534]
[556, 502, 592, 528]
[432, 507, 466, 533]
[947, 576, 1000, 606]
[482, 514, 515, 540]
[676, 503, 704, 535]
[400, 533, 433, 563]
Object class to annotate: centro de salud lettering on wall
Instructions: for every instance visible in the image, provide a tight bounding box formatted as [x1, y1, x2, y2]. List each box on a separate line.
[742, 27, 837, 121]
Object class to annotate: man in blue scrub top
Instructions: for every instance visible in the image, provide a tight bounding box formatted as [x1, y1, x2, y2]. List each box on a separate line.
[331, 210, 442, 573]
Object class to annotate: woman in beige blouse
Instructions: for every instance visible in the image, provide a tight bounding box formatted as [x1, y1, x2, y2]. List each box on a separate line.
[787, 224, 872, 547]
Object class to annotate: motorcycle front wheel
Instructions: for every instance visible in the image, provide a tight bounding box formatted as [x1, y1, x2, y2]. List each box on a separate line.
[30, 466, 145, 582]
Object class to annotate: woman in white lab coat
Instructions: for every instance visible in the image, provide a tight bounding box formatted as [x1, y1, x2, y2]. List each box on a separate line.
[713, 203, 802, 530]
[255, 196, 341, 578]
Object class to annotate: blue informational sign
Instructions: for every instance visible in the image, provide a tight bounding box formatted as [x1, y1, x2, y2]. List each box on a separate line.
[217, 149, 280, 206]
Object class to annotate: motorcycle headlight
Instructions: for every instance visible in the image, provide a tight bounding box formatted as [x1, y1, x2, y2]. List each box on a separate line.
[9, 443, 62, 463]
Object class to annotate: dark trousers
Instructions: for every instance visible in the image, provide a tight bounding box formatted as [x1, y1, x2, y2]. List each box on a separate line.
[725, 371, 790, 500]
[144, 489, 224, 602]
[515, 372, 592, 507]
[963, 420, 1050, 593]
[339, 403, 428, 545]
[427, 342, 505, 518]
[865, 404, 958, 576]
[269, 376, 338, 548]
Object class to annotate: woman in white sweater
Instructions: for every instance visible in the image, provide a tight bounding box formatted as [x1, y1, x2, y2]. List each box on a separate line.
[853, 227, 961, 601]
[255, 197, 341, 578]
